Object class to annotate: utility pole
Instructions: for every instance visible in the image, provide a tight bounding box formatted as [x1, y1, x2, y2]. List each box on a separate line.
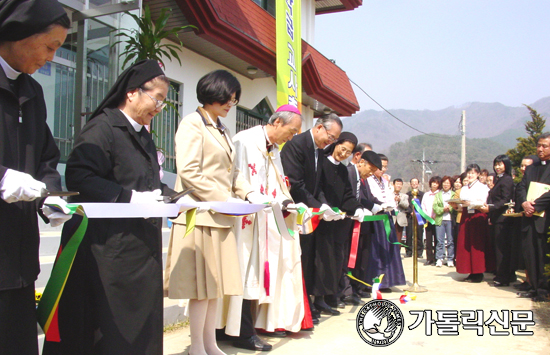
[411, 149, 436, 191]
[460, 110, 466, 172]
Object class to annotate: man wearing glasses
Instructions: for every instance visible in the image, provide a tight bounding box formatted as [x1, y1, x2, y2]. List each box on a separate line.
[281, 113, 342, 325]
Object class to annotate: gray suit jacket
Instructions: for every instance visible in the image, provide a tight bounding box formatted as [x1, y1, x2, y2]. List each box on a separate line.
[394, 192, 409, 227]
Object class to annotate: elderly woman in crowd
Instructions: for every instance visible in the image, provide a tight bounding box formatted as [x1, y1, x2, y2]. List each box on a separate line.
[164, 70, 257, 355]
[44, 60, 175, 355]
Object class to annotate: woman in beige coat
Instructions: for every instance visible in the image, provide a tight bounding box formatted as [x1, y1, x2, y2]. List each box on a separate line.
[164, 70, 252, 355]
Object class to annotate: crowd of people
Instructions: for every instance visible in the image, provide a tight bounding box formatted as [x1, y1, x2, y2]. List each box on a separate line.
[1, 2, 550, 355]
[410, 152, 549, 305]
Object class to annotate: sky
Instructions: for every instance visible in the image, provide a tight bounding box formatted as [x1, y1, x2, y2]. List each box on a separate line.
[314, 0, 550, 112]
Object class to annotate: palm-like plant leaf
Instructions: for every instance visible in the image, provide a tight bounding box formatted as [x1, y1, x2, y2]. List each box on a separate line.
[111, 5, 197, 69]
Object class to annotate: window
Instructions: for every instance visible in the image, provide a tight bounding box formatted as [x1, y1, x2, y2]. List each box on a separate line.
[236, 98, 273, 133]
[149, 81, 182, 173]
[252, 0, 275, 16]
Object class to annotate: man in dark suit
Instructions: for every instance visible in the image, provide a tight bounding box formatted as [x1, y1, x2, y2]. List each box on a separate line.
[331, 144, 377, 305]
[281, 113, 343, 321]
[406, 178, 425, 257]
[517, 133, 550, 302]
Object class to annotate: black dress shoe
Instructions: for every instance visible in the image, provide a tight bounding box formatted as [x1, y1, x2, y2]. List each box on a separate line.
[423, 260, 434, 266]
[493, 281, 509, 287]
[312, 317, 319, 325]
[342, 295, 364, 305]
[311, 309, 321, 319]
[379, 288, 392, 293]
[514, 282, 532, 291]
[314, 303, 341, 316]
[233, 335, 272, 351]
[355, 289, 368, 298]
[517, 291, 537, 298]
[468, 273, 484, 283]
[326, 299, 345, 309]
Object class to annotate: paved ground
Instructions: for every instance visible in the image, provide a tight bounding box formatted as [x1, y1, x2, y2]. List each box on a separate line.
[163, 254, 550, 355]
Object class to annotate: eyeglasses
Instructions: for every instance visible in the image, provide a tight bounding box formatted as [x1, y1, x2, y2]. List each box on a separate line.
[227, 98, 239, 107]
[322, 125, 337, 143]
[140, 88, 167, 110]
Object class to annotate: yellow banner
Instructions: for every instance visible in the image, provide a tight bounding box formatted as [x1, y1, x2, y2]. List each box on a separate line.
[276, 0, 301, 109]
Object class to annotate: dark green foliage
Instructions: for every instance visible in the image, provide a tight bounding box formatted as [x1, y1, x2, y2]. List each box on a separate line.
[113, 5, 196, 69]
[385, 135, 507, 184]
[506, 105, 546, 182]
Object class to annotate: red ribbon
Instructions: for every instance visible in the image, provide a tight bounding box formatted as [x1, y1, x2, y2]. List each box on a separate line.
[348, 220, 361, 268]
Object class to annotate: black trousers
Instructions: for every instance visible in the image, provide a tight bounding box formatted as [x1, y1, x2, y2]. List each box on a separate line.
[521, 220, 549, 295]
[239, 299, 256, 338]
[425, 223, 436, 263]
[492, 221, 516, 283]
[0, 283, 38, 355]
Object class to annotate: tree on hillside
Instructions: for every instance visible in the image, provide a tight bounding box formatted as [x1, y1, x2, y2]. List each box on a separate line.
[507, 105, 546, 180]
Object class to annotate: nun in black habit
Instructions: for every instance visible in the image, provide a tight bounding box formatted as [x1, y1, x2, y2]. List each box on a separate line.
[0, 1, 69, 354]
[43, 60, 175, 355]
[310, 132, 364, 314]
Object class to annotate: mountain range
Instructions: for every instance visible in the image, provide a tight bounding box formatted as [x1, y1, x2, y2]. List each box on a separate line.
[342, 96, 550, 151]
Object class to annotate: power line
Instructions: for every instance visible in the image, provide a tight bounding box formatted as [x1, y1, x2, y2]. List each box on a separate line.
[349, 78, 447, 139]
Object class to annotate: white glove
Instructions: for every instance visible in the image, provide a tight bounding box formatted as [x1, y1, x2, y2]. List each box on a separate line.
[0, 169, 46, 203]
[320, 204, 336, 221]
[287, 202, 311, 220]
[246, 191, 273, 205]
[130, 189, 163, 204]
[352, 208, 365, 222]
[371, 204, 382, 215]
[333, 213, 346, 221]
[42, 196, 72, 227]
[363, 208, 373, 216]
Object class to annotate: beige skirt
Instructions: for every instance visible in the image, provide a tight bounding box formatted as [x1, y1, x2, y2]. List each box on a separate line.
[164, 224, 243, 300]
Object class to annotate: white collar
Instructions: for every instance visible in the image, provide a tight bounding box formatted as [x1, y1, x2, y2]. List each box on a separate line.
[203, 109, 219, 129]
[0, 55, 21, 80]
[119, 109, 143, 132]
[542, 161, 547, 165]
[327, 155, 340, 165]
[263, 126, 274, 147]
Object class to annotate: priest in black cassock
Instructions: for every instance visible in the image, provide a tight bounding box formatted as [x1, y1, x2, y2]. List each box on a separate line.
[280, 113, 343, 323]
[43, 60, 175, 355]
[516, 133, 550, 302]
[0, 1, 70, 354]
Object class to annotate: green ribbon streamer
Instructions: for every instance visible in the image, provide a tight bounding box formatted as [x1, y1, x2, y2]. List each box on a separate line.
[37, 204, 87, 335]
[362, 213, 407, 247]
[411, 199, 435, 225]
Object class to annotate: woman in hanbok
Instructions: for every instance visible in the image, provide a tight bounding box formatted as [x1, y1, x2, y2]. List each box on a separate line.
[453, 164, 490, 282]
[365, 154, 406, 291]
[311, 132, 365, 314]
